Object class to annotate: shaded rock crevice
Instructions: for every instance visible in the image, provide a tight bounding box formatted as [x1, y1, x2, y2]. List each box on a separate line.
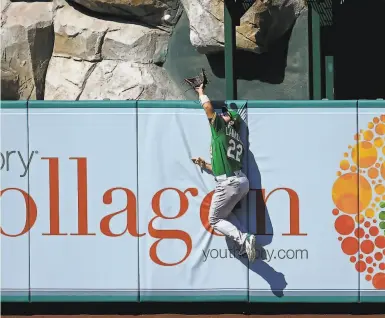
[68, 0, 183, 32]
[1, 1, 54, 100]
[76, 61, 98, 100]
[28, 21, 55, 99]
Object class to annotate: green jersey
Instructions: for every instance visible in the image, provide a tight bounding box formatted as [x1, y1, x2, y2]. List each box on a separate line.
[209, 112, 244, 177]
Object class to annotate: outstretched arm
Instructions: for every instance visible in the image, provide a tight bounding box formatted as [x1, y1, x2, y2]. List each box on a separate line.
[195, 84, 215, 120]
[192, 157, 213, 174]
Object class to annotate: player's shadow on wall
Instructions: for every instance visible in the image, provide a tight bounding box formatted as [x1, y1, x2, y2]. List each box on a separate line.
[217, 102, 288, 298]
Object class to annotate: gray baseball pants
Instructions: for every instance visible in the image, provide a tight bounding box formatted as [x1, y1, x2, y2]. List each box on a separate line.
[208, 170, 250, 246]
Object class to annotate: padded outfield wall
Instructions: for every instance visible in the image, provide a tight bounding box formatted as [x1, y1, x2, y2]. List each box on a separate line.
[1, 100, 384, 303]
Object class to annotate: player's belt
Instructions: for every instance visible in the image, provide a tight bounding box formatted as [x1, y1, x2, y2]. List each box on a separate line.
[215, 170, 242, 182]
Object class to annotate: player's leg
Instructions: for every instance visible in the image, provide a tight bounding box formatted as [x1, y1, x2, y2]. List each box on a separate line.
[232, 174, 256, 259]
[234, 176, 252, 256]
[209, 176, 256, 261]
[223, 175, 250, 246]
[209, 178, 244, 243]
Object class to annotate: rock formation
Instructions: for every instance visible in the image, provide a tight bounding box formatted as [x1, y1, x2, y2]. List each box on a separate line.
[181, 0, 306, 54]
[45, 0, 183, 100]
[1, 0, 308, 100]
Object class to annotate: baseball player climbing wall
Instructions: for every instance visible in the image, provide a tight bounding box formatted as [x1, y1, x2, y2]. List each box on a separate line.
[1, 100, 384, 303]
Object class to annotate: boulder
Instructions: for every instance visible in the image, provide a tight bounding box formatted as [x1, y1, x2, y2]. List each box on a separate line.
[44, 57, 96, 100]
[102, 27, 170, 64]
[80, 60, 184, 100]
[53, 0, 170, 64]
[181, 0, 306, 54]
[238, 0, 307, 53]
[46, 0, 182, 100]
[45, 58, 184, 100]
[69, 0, 183, 29]
[1, 2, 54, 100]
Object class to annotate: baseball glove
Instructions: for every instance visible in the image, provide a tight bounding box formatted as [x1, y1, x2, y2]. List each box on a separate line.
[184, 68, 208, 90]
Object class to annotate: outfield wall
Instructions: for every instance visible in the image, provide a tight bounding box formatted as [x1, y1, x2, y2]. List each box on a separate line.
[1, 100, 384, 303]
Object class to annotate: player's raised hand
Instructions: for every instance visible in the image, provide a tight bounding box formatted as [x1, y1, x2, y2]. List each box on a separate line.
[195, 84, 204, 95]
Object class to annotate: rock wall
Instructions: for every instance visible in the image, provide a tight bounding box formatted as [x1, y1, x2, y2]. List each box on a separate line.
[1, 0, 307, 101]
[44, 0, 183, 100]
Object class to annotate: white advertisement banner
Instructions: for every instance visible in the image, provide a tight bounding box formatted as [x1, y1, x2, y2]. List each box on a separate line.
[1, 100, 384, 302]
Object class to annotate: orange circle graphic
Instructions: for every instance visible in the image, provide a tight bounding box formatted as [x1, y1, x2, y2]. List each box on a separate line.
[351, 141, 377, 168]
[332, 173, 372, 214]
[335, 215, 355, 235]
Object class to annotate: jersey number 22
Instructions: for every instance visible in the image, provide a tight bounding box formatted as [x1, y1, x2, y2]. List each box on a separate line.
[227, 139, 243, 162]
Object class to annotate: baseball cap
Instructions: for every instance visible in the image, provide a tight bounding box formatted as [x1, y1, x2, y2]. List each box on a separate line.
[221, 106, 241, 131]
